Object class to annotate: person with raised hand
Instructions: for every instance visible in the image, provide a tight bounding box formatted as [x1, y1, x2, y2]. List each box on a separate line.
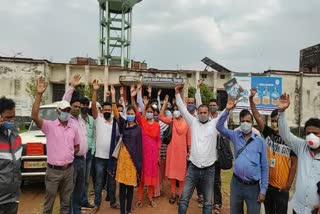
[159, 94, 191, 204]
[175, 84, 219, 214]
[32, 76, 80, 214]
[91, 80, 119, 212]
[277, 93, 320, 214]
[249, 88, 297, 214]
[62, 74, 89, 213]
[131, 84, 161, 208]
[216, 96, 268, 214]
[111, 85, 142, 214]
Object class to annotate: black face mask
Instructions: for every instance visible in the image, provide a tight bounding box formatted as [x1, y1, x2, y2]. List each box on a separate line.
[81, 107, 89, 115]
[103, 112, 111, 120]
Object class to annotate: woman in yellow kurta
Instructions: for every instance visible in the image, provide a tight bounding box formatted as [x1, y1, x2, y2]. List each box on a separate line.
[111, 86, 142, 214]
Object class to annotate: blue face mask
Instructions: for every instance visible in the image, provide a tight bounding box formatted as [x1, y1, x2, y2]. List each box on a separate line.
[58, 111, 70, 122]
[1, 121, 14, 130]
[146, 112, 154, 119]
[127, 115, 135, 122]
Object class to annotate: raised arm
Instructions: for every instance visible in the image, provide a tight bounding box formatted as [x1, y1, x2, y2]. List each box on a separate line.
[157, 89, 162, 110]
[159, 95, 172, 124]
[63, 74, 81, 102]
[31, 76, 47, 129]
[195, 79, 203, 108]
[216, 96, 237, 141]
[175, 84, 194, 125]
[249, 88, 266, 131]
[91, 79, 100, 120]
[278, 93, 305, 154]
[136, 81, 144, 111]
[119, 86, 126, 116]
[111, 85, 120, 122]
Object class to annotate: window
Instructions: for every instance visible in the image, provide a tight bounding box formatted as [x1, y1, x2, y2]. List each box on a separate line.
[201, 74, 207, 79]
[220, 74, 225, 79]
[187, 73, 192, 78]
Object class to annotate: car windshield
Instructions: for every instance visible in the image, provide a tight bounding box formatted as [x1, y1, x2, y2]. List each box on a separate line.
[30, 107, 58, 130]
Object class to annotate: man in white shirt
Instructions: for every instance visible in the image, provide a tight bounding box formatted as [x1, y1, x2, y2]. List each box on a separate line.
[91, 80, 119, 212]
[175, 85, 219, 214]
[277, 93, 320, 213]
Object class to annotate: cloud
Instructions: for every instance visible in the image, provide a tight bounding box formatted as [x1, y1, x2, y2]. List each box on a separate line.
[0, 0, 319, 72]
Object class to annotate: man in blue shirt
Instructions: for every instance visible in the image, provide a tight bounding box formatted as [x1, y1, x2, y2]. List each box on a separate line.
[216, 97, 268, 214]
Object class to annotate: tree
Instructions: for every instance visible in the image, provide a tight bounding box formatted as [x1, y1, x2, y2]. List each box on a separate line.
[188, 84, 215, 105]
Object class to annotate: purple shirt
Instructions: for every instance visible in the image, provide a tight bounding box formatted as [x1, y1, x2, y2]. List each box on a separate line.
[41, 119, 80, 166]
[63, 86, 88, 156]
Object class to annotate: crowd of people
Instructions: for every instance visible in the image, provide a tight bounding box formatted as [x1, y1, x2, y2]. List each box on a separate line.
[0, 74, 320, 214]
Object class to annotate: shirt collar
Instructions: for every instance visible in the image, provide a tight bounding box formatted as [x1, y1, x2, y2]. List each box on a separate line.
[55, 119, 71, 129]
[238, 130, 257, 140]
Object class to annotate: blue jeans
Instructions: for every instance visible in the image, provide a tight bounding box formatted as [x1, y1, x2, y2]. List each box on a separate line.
[178, 162, 215, 214]
[70, 158, 85, 214]
[81, 150, 93, 205]
[230, 175, 261, 214]
[94, 158, 117, 208]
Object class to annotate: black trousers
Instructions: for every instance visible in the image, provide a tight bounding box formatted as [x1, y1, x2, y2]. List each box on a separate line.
[213, 163, 222, 206]
[0, 202, 18, 214]
[119, 183, 134, 214]
[264, 185, 289, 214]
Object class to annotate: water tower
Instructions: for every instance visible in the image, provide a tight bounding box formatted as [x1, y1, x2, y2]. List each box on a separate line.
[98, 0, 142, 67]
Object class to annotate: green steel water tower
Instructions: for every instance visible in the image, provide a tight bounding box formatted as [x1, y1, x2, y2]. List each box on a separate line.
[98, 0, 142, 67]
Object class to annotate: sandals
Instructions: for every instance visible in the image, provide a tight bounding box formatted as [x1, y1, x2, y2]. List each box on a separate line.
[136, 200, 142, 207]
[213, 204, 221, 214]
[148, 199, 156, 208]
[169, 196, 176, 204]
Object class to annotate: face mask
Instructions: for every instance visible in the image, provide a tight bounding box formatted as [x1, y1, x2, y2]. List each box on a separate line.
[146, 112, 153, 119]
[1, 121, 14, 130]
[306, 133, 320, 149]
[70, 108, 80, 117]
[209, 106, 217, 113]
[81, 107, 89, 115]
[173, 110, 181, 118]
[127, 115, 135, 122]
[240, 122, 252, 134]
[103, 112, 111, 120]
[187, 104, 196, 113]
[58, 111, 70, 122]
[119, 112, 124, 118]
[154, 116, 159, 122]
[165, 110, 172, 118]
[271, 122, 278, 131]
[199, 115, 209, 123]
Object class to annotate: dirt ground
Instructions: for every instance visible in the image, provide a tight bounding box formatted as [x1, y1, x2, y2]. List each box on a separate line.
[18, 170, 232, 214]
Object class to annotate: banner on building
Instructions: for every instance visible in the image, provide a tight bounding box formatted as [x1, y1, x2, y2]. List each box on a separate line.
[229, 76, 282, 115]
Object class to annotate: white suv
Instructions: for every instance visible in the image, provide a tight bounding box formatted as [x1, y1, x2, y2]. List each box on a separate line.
[19, 102, 58, 183]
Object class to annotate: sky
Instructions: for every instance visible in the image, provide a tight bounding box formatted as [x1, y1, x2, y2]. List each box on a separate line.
[0, 0, 319, 73]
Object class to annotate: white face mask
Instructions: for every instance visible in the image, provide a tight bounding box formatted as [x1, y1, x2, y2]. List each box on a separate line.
[173, 110, 181, 118]
[306, 133, 320, 149]
[240, 122, 252, 134]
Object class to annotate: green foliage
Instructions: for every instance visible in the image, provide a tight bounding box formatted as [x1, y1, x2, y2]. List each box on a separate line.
[78, 85, 93, 99]
[188, 84, 215, 104]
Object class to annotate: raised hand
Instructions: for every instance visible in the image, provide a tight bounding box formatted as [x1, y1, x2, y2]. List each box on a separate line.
[147, 84, 152, 94]
[137, 81, 142, 91]
[105, 91, 111, 98]
[249, 88, 257, 99]
[163, 95, 169, 104]
[130, 85, 137, 97]
[197, 79, 203, 88]
[92, 79, 100, 91]
[110, 85, 116, 96]
[157, 89, 162, 97]
[120, 86, 124, 96]
[226, 96, 236, 111]
[175, 84, 184, 94]
[119, 97, 124, 105]
[143, 96, 149, 106]
[36, 76, 47, 94]
[71, 74, 81, 87]
[278, 93, 290, 112]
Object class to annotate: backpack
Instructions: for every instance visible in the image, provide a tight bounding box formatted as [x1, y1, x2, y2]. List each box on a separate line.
[216, 134, 233, 170]
[162, 123, 173, 145]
